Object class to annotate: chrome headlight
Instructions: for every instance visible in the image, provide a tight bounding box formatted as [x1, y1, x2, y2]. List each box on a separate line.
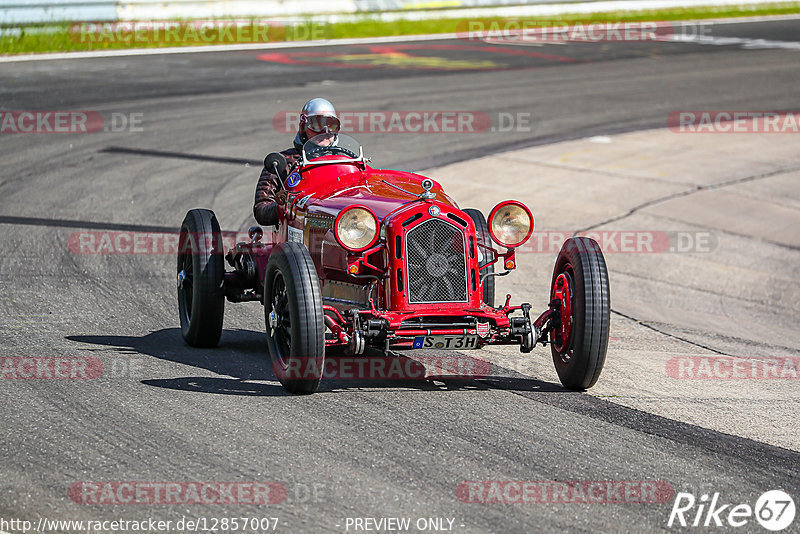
[488, 201, 534, 248]
[334, 205, 379, 252]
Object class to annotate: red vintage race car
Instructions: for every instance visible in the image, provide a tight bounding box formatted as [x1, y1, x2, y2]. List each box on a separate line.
[176, 133, 610, 394]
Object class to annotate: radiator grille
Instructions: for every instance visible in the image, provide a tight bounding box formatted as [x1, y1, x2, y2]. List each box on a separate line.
[405, 218, 468, 303]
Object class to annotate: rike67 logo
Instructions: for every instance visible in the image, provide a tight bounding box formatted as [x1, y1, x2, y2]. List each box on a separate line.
[668, 490, 795, 531]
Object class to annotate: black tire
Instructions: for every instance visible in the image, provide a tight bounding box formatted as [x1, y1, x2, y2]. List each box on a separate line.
[264, 242, 325, 394]
[465, 208, 495, 307]
[550, 237, 610, 390]
[177, 209, 225, 347]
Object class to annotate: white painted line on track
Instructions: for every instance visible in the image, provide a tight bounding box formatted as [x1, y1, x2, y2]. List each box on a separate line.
[0, 13, 798, 63]
[671, 34, 800, 49]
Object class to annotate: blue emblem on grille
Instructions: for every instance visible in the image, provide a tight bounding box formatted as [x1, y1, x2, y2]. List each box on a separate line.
[286, 172, 301, 188]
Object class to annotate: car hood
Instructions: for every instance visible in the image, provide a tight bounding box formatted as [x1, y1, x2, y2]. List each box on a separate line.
[301, 169, 458, 221]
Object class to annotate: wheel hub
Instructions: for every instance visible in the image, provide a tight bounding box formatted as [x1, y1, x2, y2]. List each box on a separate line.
[269, 272, 292, 355]
[552, 271, 573, 352]
[268, 310, 279, 332]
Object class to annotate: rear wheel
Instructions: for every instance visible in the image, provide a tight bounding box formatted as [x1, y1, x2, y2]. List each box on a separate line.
[550, 237, 610, 390]
[177, 209, 225, 347]
[265, 242, 325, 394]
[465, 208, 495, 307]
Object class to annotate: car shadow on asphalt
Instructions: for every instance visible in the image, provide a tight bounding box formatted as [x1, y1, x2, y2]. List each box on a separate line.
[67, 327, 291, 396]
[66, 327, 565, 396]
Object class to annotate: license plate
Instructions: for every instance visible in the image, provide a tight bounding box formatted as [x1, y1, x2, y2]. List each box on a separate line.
[412, 335, 479, 350]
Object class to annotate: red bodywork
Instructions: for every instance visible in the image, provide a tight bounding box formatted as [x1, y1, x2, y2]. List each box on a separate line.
[237, 158, 531, 351]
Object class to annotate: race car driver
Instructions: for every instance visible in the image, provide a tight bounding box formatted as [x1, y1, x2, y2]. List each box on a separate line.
[253, 98, 341, 226]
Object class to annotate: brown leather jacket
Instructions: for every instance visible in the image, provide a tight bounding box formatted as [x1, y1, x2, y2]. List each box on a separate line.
[253, 147, 300, 226]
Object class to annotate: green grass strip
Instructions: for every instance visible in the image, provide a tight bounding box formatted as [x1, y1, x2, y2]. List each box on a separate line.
[1, 2, 799, 55]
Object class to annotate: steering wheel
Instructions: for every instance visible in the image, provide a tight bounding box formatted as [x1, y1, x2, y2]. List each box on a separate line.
[306, 145, 358, 160]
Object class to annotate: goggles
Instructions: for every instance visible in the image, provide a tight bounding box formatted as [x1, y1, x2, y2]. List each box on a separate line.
[306, 114, 341, 134]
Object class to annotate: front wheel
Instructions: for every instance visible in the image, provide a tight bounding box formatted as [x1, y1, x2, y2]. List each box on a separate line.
[177, 209, 225, 347]
[264, 242, 325, 394]
[550, 237, 610, 390]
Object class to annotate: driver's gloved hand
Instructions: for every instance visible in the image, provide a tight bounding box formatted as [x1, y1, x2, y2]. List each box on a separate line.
[254, 202, 279, 227]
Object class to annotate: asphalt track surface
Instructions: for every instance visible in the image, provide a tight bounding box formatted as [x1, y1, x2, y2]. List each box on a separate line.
[1, 17, 799, 533]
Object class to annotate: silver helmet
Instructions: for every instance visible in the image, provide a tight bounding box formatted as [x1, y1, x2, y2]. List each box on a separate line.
[298, 98, 340, 143]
